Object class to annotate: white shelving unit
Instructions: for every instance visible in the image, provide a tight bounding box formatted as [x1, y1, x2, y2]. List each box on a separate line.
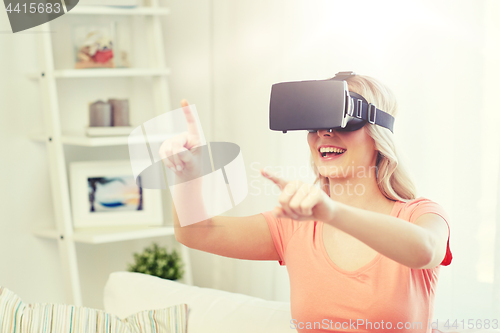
[31, 1, 192, 306]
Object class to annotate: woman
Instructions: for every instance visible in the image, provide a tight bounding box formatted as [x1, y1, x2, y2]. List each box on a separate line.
[160, 74, 452, 333]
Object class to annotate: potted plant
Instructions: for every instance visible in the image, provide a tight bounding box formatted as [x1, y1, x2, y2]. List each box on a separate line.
[128, 242, 184, 281]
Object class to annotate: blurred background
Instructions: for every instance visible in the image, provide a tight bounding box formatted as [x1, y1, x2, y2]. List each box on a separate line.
[1, 0, 499, 321]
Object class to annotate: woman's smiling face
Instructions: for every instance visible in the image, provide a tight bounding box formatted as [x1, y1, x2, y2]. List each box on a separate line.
[307, 126, 378, 179]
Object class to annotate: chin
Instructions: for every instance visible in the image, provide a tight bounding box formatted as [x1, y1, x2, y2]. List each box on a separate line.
[315, 163, 343, 179]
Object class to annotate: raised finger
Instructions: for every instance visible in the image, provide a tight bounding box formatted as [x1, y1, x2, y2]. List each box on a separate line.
[180, 99, 200, 138]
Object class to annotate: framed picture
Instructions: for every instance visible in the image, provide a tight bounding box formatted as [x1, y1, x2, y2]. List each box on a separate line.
[70, 160, 163, 229]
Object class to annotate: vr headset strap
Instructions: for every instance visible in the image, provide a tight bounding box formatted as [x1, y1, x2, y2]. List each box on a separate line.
[331, 72, 395, 133]
[350, 93, 395, 133]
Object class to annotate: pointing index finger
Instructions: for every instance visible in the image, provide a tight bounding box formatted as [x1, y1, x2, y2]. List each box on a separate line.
[180, 99, 200, 137]
[261, 169, 288, 190]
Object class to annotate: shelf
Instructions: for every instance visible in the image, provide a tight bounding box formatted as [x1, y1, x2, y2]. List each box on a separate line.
[63, 135, 130, 146]
[31, 133, 169, 147]
[31, 134, 129, 146]
[29, 68, 171, 79]
[32, 226, 176, 244]
[67, 6, 170, 16]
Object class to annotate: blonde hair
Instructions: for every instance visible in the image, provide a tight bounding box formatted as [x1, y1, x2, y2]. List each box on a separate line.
[312, 74, 417, 202]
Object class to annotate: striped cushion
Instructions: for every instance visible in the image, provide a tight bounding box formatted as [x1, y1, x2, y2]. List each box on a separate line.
[0, 286, 187, 333]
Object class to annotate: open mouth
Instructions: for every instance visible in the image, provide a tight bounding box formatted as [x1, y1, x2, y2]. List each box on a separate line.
[318, 146, 346, 158]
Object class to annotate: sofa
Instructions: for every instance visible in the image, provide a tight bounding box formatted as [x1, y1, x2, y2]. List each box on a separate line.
[1, 272, 498, 332]
[103, 271, 294, 333]
[103, 271, 500, 333]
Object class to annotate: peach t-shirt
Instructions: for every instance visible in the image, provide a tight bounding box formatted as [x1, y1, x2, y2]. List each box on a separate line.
[262, 196, 452, 333]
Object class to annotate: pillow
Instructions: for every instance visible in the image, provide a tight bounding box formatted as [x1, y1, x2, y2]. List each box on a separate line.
[104, 271, 295, 333]
[0, 286, 187, 333]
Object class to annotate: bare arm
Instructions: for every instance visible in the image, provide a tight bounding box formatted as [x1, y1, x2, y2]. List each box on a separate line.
[173, 204, 280, 261]
[168, 167, 279, 261]
[262, 170, 449, 270]
[325, 204, 449, 269]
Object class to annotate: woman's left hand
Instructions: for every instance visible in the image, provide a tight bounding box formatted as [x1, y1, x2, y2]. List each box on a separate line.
[261, 169, 338, 222]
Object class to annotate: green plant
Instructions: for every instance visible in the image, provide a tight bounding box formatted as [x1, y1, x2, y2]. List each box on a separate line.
[128, 242, 184, 281]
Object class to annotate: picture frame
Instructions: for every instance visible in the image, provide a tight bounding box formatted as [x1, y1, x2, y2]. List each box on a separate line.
[70, 160, 163, 229]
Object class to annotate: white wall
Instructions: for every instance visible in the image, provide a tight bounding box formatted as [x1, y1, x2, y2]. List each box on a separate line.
[0, 9, 66, 305]
[206, 0, 499, 320]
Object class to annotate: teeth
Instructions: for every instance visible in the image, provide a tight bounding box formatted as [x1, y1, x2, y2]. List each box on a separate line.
[319, 147, 346, 154]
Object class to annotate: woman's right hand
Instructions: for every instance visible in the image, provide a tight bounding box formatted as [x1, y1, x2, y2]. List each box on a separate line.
[159, 99, 203, 180]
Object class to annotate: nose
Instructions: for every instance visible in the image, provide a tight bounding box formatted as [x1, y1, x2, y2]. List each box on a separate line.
[317, 129, 335, 137]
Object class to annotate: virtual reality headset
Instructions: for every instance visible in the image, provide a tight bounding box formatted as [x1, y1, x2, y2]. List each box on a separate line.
[269, 71, 395, 134]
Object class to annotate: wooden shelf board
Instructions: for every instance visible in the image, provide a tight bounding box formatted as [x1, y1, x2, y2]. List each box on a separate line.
[61, 135, 130, 146]
[32, 226, 175, 244]
[54, 68, 171, 78]
[67, 6, 170, 16]
[29, 68, 171, 79]
[31, 134, 129, 146]
[31, 133, 169, 147]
